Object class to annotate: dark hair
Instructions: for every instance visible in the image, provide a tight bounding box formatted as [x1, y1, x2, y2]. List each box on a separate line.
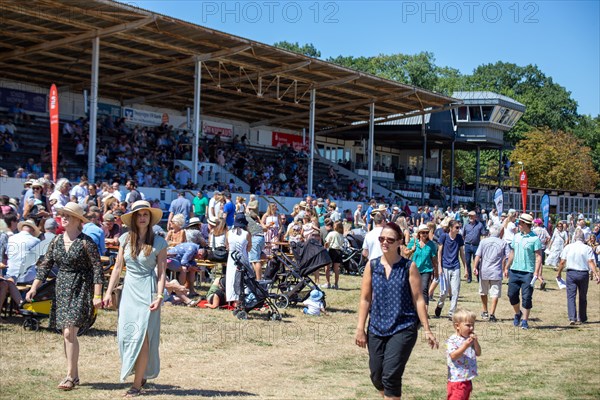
[2, 212, 18, 227]
[448, 220, 460, 229]
[382, 222, 404, 244]
[373, 213, 384, 225]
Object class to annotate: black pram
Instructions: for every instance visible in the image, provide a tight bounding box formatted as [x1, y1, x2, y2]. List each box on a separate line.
[263, 239, 331, 308]
[341, 229, 367, 275]
[232, 251, 282, 321]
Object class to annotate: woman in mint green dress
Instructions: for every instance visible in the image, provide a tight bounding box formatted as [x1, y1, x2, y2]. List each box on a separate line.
[104, 200, 167, 398]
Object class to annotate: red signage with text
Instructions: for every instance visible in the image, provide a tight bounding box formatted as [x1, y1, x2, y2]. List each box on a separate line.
[49, 84, 59, 182]
[272, 131, 306, 151]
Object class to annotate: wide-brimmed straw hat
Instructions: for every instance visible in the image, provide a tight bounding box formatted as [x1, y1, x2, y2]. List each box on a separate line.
[59, 202, 89, 224]
[17, 219, 41, 237]
[370, 204, 388, 216]
[207, 216, 218, 226]
[121, 200, 163, 227]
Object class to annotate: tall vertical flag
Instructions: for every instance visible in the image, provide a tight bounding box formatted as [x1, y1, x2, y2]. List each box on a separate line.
[49, 84, 59, 182]
[541, 194, 550, 228]
[494, 188, 503, 217]
[519, 170, 528, 213]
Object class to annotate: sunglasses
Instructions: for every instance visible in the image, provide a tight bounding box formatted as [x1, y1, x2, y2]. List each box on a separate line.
[378, 236, 398, 244]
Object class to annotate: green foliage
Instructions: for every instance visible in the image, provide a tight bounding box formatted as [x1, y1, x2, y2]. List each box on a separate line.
[510, 128, 599, 191]
[572, 115, 600, 172]
[273, 41, 321, 58]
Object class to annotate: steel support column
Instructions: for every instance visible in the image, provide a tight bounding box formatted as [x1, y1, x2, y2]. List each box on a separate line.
[421, 114, 427, 204]
[87, 37, 99, 182]
[192, 60, 202, 186]
[307, 89, 316, 196]
[368, 103, 375, 198]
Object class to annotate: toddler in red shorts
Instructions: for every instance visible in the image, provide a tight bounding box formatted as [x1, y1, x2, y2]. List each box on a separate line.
[446, 308, 482, 400]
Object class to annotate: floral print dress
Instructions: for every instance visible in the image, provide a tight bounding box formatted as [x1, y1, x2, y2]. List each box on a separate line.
[36, 233, 103, 330]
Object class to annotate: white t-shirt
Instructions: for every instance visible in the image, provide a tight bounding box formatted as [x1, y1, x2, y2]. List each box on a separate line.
[503, 221, 517, 246]
[363, 226, 383, 261]
[302, 298, 323, 315]
[560, 241, 595, 271]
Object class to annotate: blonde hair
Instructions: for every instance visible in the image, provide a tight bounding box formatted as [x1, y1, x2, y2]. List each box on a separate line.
[236, 196, 245, 204]
[452, 308, 476, 325]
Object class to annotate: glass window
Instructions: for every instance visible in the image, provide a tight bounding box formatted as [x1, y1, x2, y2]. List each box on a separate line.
[493, 107, 506, 123]
[469, 106, 482, 121]
[457, 106, 468, 121]
[499, 109, 513, 125]
[481, 106, 494, 121]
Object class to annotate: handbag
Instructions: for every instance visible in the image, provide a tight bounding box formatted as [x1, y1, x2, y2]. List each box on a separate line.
[208, 233, 228, 261]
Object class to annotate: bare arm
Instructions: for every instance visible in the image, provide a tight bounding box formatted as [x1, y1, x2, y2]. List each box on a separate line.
[355, 261, 372, 348]
[505, 249, 514, 278]
[149, 247, 167, 311]
[103, 244, 125, 307]
[534, 250, 543, 278]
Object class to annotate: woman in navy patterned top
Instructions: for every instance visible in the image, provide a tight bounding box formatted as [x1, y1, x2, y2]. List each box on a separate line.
[355, 222, 438, 400]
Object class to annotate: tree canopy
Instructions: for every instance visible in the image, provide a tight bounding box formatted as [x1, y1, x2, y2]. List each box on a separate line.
[273, 41, 321, 58]
[510, 128, 599, 191]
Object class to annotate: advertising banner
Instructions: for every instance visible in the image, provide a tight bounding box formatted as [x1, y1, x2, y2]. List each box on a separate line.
[49, 84, 59, 182]
[541, 194, 550, 228]
[493, 188, 503, 217]
[0, 87, 47, 113]
[272, 131, 305, 151]
[519, 170, 528, 213]
[202, 121, 233, 137]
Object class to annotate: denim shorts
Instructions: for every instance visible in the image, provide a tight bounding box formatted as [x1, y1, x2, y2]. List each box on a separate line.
[249, 235, 265, 262]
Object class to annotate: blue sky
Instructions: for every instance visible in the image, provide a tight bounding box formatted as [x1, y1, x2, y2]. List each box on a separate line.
[135, 1, 599, 116]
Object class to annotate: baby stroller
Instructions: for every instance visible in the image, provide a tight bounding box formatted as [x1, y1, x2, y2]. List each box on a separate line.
[232, 251, 282, 321]
[341, 229, 367, 275]
[264, 239, 331, 309]
[19, 279, 97, 335]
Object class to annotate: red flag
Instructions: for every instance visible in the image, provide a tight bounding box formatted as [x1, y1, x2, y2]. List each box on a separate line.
[519, 170, 528, 213]
[49, 84, 59, 182]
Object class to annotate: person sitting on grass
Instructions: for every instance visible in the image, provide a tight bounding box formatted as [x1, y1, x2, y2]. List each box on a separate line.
[164, 279, 199, 307]
[447, 308, 482, 400]
[204, 277, 227, 309]
[302, 289, 326, 316]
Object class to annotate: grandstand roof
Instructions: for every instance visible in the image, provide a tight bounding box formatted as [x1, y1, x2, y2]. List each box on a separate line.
[0, 0, 459, 133]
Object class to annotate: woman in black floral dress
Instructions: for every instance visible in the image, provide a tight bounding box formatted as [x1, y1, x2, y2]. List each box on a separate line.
[26, 202, 104, 391]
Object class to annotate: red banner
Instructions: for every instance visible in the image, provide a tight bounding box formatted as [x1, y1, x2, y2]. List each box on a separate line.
[49, 84, 59, 182]
[272, 131, 306, 151]
[519, 170, 528, 213]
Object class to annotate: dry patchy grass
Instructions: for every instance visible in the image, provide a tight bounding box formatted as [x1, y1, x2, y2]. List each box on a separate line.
[1, 265, 599, 399]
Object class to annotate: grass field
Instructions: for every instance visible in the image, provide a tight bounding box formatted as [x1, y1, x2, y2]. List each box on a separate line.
[1, 265, 599, 400]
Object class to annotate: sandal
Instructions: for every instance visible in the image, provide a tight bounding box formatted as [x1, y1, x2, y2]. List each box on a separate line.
[57, 377, 76, 391]
[124, 387, 141, 398]
[141, 378, 147, 387]
[186, 299, 199, 307]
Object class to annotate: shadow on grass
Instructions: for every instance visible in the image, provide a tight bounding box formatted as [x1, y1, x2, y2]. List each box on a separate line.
[81, 382, 258, 397]
[326, 307, 356, 314]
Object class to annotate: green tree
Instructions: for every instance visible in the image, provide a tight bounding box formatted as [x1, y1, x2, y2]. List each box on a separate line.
[273, 41, 321, 58]
[573, 115, 600, 173]
[510, 128, 599, 191]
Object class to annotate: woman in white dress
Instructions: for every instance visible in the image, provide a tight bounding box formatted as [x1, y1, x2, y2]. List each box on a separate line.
[225, 214, 251, 305]
[546, 221, 569, 269]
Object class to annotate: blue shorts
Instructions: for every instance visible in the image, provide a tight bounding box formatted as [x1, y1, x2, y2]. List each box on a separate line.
[249, 235, 265, 263]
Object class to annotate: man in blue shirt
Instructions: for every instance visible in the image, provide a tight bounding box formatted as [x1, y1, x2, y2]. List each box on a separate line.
[167, 242, 203, 297]
[222, 192, 235, 229]
[435, 220, 466, 319]
[463, 211, 486, 283]
[82, 212, 106, 256]
[168, 191, 192, 229]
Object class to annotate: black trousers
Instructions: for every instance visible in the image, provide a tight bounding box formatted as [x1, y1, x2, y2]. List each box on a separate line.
[368, 323, 418, 397]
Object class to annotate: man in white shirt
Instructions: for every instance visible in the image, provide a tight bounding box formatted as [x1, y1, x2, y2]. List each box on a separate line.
[49, 178, 71, 216]
[362, 213, 385, 261]
[6, 220, 41, 283]
[69, 176, 89, 206]
[557, 228, 600, 324]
